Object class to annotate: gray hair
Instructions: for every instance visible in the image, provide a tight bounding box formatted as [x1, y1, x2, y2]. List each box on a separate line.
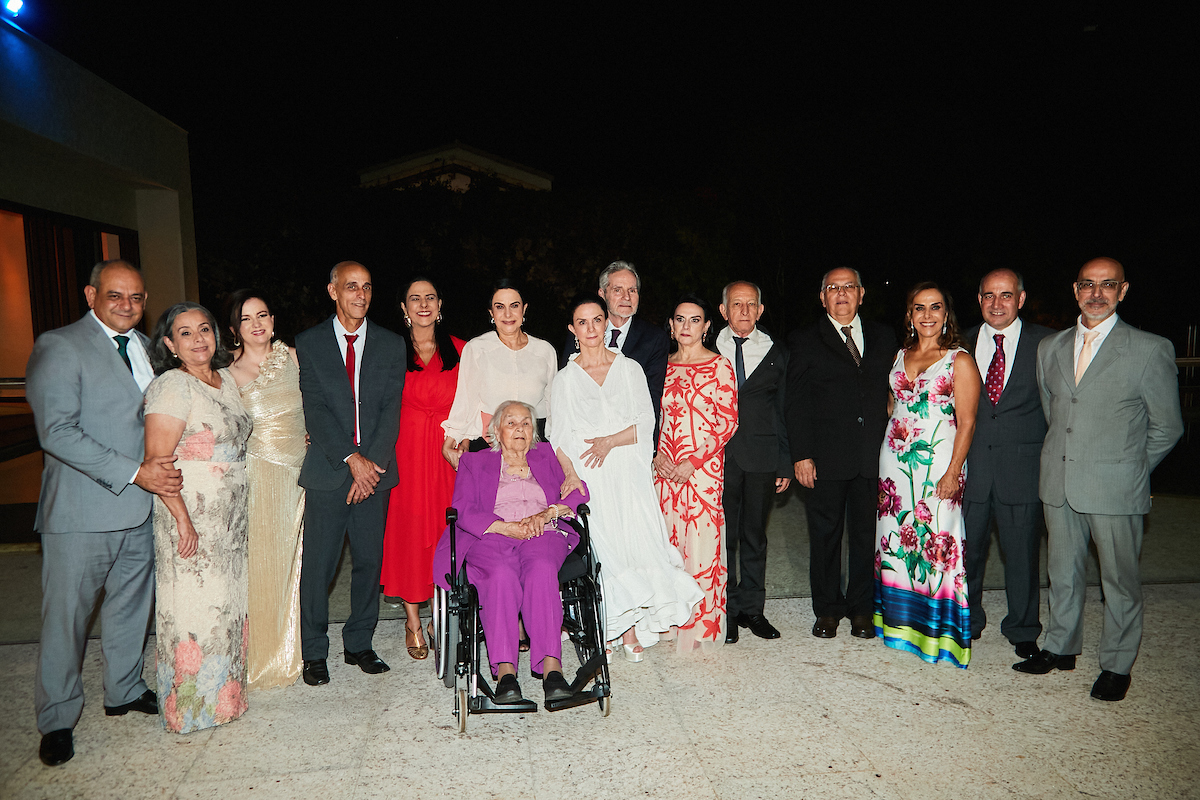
[721, 280, 762, 307]
[88, 259, 140, 287]
[819, 267, 863, 292]
[598, 261, 641, 292]
[978, 268, 1025, 294]
[487, 400, 541, 451]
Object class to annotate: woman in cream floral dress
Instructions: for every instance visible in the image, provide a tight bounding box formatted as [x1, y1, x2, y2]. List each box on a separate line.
[875, 282, 980, 668]
[144, 302, 253, 733]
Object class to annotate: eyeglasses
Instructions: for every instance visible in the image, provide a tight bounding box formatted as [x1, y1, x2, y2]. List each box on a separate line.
[824, 283, 861, 294]
[1075, 280, 1123, 293]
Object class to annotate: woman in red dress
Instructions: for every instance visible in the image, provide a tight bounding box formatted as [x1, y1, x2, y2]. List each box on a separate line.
[653, 293, 739, 652]
[382, 278, 465, 660]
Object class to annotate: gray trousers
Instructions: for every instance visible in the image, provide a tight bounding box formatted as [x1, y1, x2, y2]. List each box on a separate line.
[1042, 502, 1144, 675]
[963, 494, 1043, 644]
[36, 515, 155, 734]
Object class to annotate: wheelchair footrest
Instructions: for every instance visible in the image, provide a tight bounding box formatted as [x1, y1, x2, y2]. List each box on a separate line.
[544, 652, 610, 713]
[468, 672, 539, 714]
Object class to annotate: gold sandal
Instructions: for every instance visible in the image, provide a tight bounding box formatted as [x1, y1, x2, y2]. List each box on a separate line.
[406, 626, 429, 660]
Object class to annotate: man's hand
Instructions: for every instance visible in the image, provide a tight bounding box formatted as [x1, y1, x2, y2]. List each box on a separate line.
[134, 455, 183, 497]
[346, 453, 385, 503]
[793, 459, 816, 489]
[775, 477, 791, 493]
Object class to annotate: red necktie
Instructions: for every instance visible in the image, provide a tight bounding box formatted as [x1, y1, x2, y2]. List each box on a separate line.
[984, 333, 1004, 405]
[345, 334, 359, 445]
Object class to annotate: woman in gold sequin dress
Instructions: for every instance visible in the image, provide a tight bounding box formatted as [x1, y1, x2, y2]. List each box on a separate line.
[227, 290, 307, 690]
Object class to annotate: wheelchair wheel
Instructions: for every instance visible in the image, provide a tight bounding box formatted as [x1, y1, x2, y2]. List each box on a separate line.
[442, 609, 461, 689]
[455, 688, 468, 733]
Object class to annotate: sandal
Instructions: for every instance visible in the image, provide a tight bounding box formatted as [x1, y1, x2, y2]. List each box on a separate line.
[406, 625, 429, 660]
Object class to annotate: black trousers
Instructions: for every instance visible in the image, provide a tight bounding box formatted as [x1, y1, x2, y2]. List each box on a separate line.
[963, 490, 1043, 644]
[804, 474, 876, 618]
[723, 460, 777, 618]
[300, 475, 390, 660]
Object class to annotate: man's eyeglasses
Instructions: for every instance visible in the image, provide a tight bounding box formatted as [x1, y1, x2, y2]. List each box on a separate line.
[1075, 280, 1123, 293]
[824, 283, 861, 294]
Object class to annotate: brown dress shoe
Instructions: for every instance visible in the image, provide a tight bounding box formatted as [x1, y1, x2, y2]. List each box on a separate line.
[812, 616, 839, 638]
[850, 614, 875, 639]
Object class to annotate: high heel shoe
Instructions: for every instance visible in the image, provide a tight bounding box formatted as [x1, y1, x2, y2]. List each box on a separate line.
[622, 643, 644, 663]
[406, 626, 429, 660]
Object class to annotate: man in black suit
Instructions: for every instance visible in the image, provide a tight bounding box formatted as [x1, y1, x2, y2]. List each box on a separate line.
[561, 261, 670, 445]
[786, 268, 896, 639]
[296, 261, 406, 686]
[717, 281, 791, 643]
[963, 269, 1054, 659]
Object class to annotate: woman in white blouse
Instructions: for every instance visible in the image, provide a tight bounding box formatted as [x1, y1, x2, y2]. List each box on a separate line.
[442, 280, 559, 469]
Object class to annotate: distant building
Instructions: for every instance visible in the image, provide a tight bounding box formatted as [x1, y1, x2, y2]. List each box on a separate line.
[359, 142, 553, 193]
[0, 16, 198, 383]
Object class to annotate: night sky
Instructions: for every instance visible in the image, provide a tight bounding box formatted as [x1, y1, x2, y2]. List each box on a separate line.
[15, 3, 1199, 344]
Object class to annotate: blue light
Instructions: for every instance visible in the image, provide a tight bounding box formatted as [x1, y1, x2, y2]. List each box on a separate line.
[4, 0, 22, 15]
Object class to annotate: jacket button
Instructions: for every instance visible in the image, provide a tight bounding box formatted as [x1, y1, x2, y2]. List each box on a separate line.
[1072, 398, 1078, 403]
[857, 416, 863, 424]
[1063, 456, 1067, 461]
[991, 414, 997, 420]
[1066, 428, 1072, 433]
[987, 445, 992, 450]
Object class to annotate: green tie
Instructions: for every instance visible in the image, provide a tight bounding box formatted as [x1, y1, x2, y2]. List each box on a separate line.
[114, 335, 133, 373]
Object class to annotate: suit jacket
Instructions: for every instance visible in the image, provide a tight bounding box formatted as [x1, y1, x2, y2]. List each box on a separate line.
[26, 315, 154, 533]
[725, 337, 791, 477]
[431, 445, 590, 589]
[1037, 318, 1183, 515]
[963, 321, 1054, 505]
[561, 315, 669, 441]
[786, 317, 897, 481]
[296, 316, 407, 493]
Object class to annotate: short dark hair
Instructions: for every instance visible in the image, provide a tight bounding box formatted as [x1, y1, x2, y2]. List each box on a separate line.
[567, 293, 608, 323]
[88, 259, 140, 288]
[490, 277, 525, 305]
[902, 281, 965, 350]
[666, 291, 715, 346]
[149, 302, 234, 375]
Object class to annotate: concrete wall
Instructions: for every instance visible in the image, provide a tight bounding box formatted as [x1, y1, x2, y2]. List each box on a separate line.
[0, 17, 198, 325]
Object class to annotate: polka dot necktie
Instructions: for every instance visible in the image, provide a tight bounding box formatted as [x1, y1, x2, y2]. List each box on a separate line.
[984, 333, 1005, 405]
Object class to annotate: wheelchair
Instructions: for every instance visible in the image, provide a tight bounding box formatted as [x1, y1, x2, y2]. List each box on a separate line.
[431, 504, 611, 733]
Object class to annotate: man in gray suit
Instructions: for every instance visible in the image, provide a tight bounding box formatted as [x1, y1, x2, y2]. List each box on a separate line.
[962, 269, 1053, 658]
[296, 261, 406, 686]
[26, 260, 183, 766]
[1015, 257, 1182, 702]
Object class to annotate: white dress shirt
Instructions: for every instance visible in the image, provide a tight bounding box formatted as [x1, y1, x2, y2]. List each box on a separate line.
[716, 325, 773, 381]
[1073, 312, 1120, 375]
[442, 331, 558, 441]
[333, 316, 367, 444]
[828, 314, 865, 356]
[973, 317, 1023, 392]
[90, 310, 154, 392]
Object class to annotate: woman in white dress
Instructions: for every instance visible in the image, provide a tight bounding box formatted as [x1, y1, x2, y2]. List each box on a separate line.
[548, 295, 702, 662]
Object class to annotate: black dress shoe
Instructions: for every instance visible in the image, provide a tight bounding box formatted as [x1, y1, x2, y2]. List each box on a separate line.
[737, 613, 781, 639]
[850, 614, 875, 639]
[104, 689, 158, 716]
[812, 616, 839, 639]
[1012, 649, 1076, 674]
[1091, 670, 1131, 702]
[39, 729, 73, 767]
[543, 671, 573, 702]
[302, 659, 330, 685]
[725, 624, 739, 644]
[1014, 641, 1040, 659]
[494, 674, 522, 704]
[344, 649, 390, 674]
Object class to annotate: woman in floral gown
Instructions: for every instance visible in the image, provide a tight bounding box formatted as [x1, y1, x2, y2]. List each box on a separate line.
[875, 282, 980, 667]
[144, 303, 253, 732]
[654, 293, 739, 653]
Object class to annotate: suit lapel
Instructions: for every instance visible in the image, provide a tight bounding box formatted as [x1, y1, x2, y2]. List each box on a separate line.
[1076, 321, 1127, 391]
[820, 318, 857, 364]
[1053, 330, 1077, 391]
[740, 341, 783, 391]
[83, 318, 143, 400]
[622, 317, 644, 355]
[321, 317, 357, 411]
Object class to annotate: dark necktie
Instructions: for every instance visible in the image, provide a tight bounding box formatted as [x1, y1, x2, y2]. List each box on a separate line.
[345, 334, 359, 445]
[985, 333, 1005, 405]
[733, 336, 747, 388]
[841, 326, 862, 367]
[608, 328, 620, 349]
[114, 335, 133, 373]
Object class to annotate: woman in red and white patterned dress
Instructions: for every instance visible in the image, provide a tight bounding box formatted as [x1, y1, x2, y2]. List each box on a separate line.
[654, 293, 739, 653]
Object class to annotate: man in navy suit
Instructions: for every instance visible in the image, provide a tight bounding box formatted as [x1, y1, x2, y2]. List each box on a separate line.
[786, 268, 896, 639]
[295, 261, 406, 686]
[560, 261, 669, 446]
[717, 281, 791, 642]
[962, 269, 1054, 659]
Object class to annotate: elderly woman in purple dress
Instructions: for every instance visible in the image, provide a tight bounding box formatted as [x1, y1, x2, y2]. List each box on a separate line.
[432, 400, 589, 705]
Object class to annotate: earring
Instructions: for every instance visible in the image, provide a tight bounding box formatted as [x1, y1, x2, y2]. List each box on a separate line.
[437, 312, 443, 323]
[574, 336, 580, 352]
[489, 317, 495, 326]
[404, 316, 412, 328]
[942, 323, 947, 335]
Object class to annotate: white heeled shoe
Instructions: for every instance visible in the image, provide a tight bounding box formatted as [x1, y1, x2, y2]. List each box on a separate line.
[622, 643, 644, 663]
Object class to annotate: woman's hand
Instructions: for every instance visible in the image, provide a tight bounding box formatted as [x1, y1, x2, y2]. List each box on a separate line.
[559, 473, 584, 500]
[442, 436, 463, 470]
[673, 458, 697, 484]
[652, 452, 675, 481]
[934, 467, 962, 500]
[176, 517, 198, 559]
[580, 435, 615, 469]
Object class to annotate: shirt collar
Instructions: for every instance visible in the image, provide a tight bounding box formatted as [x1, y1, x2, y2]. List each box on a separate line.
[1076, 312, 1118, 339]
[827, 313, 861, 333]
[333, 315, 367, 339]
[981, 317, 1022, 341]
[89, 310, 136, 340]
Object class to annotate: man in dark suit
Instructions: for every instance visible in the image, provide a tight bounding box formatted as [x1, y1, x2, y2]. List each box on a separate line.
[560, 261, 669, 445]
[1015, 257, 1182, 701]
[26, 260, 183, 766]
[962, 268, 1054, 659]
[717, 281, 791, 643]
[296, 261, 406, 686]
[786, 268, 896, 639]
